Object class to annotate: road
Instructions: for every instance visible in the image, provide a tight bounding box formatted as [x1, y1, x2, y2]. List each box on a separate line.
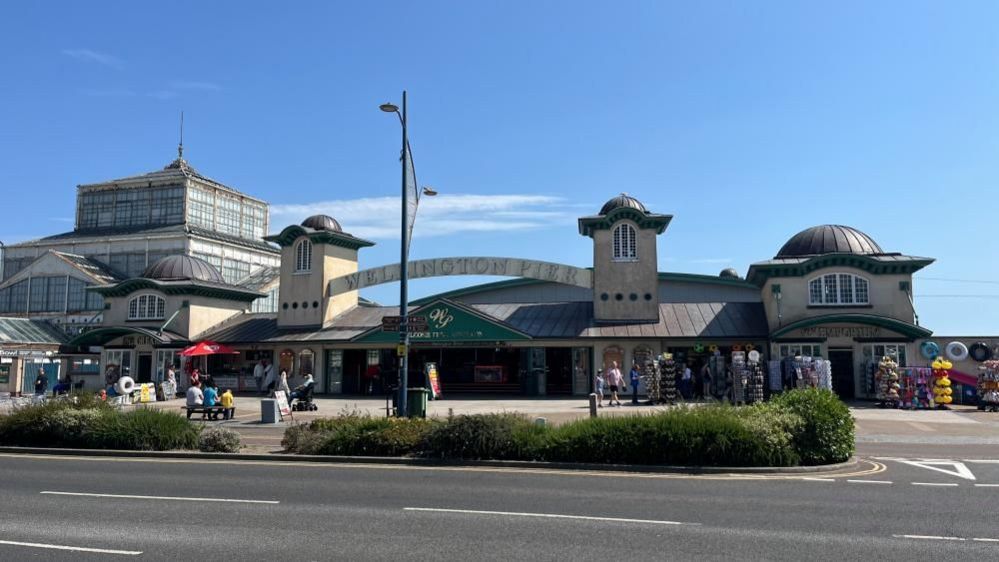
[1, 453, 998, 561]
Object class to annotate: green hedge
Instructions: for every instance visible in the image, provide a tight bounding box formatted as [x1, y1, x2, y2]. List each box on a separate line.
[282, 390, 854, 467]
[0, 399, 201, 451]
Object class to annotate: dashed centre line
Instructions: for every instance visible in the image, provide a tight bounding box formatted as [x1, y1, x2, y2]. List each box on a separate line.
[912, 482, 958, 487]
[0, 539, 141, 556]
[847, 479, 892, 485]
[404, 507, 699, 526]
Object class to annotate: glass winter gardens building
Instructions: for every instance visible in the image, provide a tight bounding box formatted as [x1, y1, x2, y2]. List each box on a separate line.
[0, 156, 958, 400]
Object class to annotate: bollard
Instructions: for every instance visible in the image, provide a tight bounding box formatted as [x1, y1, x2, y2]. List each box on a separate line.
[534, 417, 547, 427]
[589, 393, 598, 418]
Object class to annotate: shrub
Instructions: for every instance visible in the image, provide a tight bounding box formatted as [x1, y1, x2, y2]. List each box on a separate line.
[199, 426, 242, 453]
[542, 407, 787, 467]
[0, 400, 103, 447]
[770, 389, 854, 465]
[422, 413, 537, 460]
[283, 415, 436, 456]
[86, 408, 201, 451]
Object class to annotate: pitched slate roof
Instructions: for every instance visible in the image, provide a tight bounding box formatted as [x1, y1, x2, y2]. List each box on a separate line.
[472, 302, 769, 339]
[0, 318, 68, 345]
[205, 301, 767, 344]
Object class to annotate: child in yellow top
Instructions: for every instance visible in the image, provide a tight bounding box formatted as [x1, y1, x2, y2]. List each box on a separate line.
[220, 388, 235, 420]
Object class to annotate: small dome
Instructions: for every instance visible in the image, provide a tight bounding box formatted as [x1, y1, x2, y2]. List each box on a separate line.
[599, 193, 647, 215]
[776, 225, 884, 258]
[719, 268, 741, 279]
[301, 214, 342, 232]
[142, 255, 226, 284]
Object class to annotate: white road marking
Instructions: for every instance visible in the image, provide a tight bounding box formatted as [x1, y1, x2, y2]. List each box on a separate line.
[847, 479, 892, 484]
[912, 482, 959, 487]
[800, 477, 836, 482]
[974, 484, 999, 488]
[907, 422, 935, 432]
[965, 460, 999, 464]
[41, 491, 278, 504]
[404, 507, 698, 526]
[894, 534, 999, 543]
[0, 538, 141, 555]
[894, 534, 966, 541]
[895, 459, 976, 481]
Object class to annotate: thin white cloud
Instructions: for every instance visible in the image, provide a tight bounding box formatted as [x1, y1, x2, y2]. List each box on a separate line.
[270, 194, 570, 239]
[171, 81, 222, 91]
[62, 49, 123, 69]
[48, 217, 74, 223]
[147, 90, 178, 101]
[81, 88, 135, 97]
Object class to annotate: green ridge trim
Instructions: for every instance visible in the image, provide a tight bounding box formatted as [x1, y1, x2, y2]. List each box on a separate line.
[770, 313, 932, 340]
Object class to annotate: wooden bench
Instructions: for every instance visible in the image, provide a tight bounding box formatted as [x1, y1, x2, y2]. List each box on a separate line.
[182, 405, 235, 420]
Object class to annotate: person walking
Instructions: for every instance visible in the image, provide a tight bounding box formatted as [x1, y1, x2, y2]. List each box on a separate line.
[263, 361, 276, 393]
[253, 360, 266, 394]
[682, 364, 693, 400]
[605, 361, 624, 407]
[629, 363, 641, 405]
[594, 369, 605, 408]
[275, 369, 291, 398]
[701, 363, 712, 400]
[34, 369, 49, 397]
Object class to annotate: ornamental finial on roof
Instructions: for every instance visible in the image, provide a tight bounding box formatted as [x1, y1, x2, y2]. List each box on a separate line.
[177, 110, 184, 159]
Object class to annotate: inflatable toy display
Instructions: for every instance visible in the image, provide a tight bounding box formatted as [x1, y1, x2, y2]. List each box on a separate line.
[946, 341, 969, 362]
[919, 341, 940, 360]
[931, 357, 954, 408]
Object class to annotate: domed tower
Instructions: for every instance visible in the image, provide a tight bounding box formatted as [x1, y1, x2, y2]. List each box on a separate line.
[578, 194, 672, 322]
[265, 215, 374, 327]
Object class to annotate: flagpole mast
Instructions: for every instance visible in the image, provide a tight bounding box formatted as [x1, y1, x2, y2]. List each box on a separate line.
[398, 90, 409, 418]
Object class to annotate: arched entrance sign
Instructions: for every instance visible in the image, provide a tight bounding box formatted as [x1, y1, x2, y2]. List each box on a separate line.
[328, 257, 593, 296]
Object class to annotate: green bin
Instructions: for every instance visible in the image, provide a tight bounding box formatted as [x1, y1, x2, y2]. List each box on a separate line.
[407, 387, 429, 418]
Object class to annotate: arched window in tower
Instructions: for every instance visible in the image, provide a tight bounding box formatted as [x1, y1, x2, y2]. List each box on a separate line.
[612, 224, 637, 260]
[295, 239, 313, 272]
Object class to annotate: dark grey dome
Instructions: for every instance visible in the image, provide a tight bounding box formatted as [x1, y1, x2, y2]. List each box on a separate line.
[776, 225, 884, 258]
[142, 255, 225, 284]
[301, 214, 342, 232]
[599, 193, 647, 215]
[719, 268, 741, 279]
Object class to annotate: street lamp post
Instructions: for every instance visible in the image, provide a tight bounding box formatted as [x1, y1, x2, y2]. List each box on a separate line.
[381, 91, 410, 418]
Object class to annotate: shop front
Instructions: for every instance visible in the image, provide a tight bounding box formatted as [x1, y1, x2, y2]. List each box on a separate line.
[769, 315, 932, 401]
[67, 327, 189, 388]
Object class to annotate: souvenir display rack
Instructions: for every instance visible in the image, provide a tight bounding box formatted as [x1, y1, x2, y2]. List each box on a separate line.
[730, 351, 747, 405]
[642, 359, 662, 404]
[660, 355, 677, 404]
[931, 357, 953, 409]
[876, 355, 901, 408]
[899, 367, 933, 410]
[747, 359, 765, 404]
[978, 359, 999, 412]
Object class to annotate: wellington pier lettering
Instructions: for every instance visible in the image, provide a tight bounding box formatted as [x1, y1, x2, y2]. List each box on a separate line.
[328, 257, 593, 296]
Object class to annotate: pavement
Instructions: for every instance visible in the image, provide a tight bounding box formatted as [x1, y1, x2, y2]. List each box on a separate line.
[2, 452, 999, 560]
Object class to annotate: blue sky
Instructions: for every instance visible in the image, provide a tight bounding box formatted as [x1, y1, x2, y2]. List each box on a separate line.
[2, 1, 998, 334]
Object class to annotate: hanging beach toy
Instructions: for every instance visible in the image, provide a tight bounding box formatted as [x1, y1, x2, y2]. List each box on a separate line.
[920, 341, 940, 360]
[969, 342, 993, 362]
[945, 341, 969, 362]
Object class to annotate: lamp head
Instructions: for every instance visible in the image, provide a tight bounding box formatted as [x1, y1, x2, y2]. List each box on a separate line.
[379, 103, 399, 113]
[421, 186, 438, 197]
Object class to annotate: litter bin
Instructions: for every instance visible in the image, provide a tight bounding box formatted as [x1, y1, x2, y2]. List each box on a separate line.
[407, 387, 429, 418]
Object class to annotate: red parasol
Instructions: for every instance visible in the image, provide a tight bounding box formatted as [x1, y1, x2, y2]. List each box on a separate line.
[180, 341, 239, 357]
